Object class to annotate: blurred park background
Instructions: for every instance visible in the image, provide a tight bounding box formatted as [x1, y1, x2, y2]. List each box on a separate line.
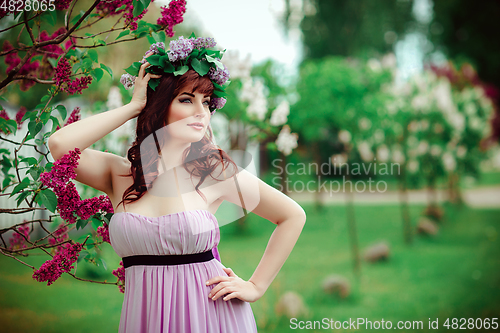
[1, 0, 499, 332]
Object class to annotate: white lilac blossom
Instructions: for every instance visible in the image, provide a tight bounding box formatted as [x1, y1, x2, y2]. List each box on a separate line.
[146, 42, 165, 56]
[442, 152, 456, 172]
[331, 153, 348, 165]
[376, 145, 390, 162]
[407, 160, 420, 173]
[374, 129, 385, 143]
[357, 141, 374, 162]
[106, 86, 123, 110]
[456, 145, 467, 158]
[120, 73, 136, 90]
[391, 148, 405, 164]
[338, 130, 352, 144]
[276, 125, 298, 156]
[367, 58, 382, 72]
[430, 145, 442, 157]
[434, 78, 458, 114]
[381, 53, 397, 69]
[417, 140, 429, 155]
[240, 79, 268, 120]
[222, 50, 252, 80]
[193, 37, 216, 49]
[270, 100, 290, 126]
[358, 118, 372, 131]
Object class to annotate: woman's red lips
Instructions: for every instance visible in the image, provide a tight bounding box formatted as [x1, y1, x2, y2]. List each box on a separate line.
[188, 122, 204, 130]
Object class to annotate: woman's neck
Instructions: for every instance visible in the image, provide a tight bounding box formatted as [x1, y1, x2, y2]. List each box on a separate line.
[159, 141, 191, 172]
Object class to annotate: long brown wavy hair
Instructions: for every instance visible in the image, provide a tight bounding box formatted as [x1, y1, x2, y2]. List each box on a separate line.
[116, 69, 237, 210]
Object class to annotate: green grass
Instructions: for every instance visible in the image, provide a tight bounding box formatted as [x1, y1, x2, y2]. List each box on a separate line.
[1, 202, 499, 332]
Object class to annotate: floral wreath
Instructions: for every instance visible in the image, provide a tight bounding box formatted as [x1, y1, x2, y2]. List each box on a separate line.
[120, 33, 230, 115]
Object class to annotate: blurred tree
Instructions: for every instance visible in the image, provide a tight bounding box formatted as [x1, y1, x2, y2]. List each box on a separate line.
[282, 0, 414, 59]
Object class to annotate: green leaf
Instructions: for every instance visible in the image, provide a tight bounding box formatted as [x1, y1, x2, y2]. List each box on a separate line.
[174, 65, 189, 76]
[100, 63, 113, 78]
[115, 4, 127, 12]
[55, 105, 67, 121]
[39, 189, 58, 213]
[81, 57, 93, 71]
[159, 56, 174, 72]
[92, 68, 104, 82]
[10, 178, 30, 197]
[148, 78, 160, 91]
[146, 54, 161, 66]
[16, 191, 30, 207]
[95, 39, 107, 46]
[132, 0, 145, 17]
[115, 30, 130, 41]
[152, 31, 164, 44]
[205, 55, 225, 70]
[20, 157, 37, 166]
[76, 218, 90, 230]
[21, 110, 34, 123]
[189, 32, 196, 38]
[45, 10, 57, 26]
[40, 111, 51, 126]
[100, 258, 108, 271]
[91, 217, 102, 230]
[47, 57, 58, 69]
[28, 120, 42, 138]
[191, 58, 210, 76]
[71, 12, 84, 26]
[146, 35, 156, 45]
[124, 62, 142, 76]
[88, 49, 98, 63]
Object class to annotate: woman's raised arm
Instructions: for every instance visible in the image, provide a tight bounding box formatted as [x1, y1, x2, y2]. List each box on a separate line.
[48, 59, 159, 196]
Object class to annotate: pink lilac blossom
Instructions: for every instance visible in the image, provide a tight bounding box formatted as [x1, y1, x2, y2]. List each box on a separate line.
[112, 260, 126, 293]
[208, 61, 230, 86]
[157, 0, 186, 37]
[48, 223, 69, 253]
[54, 57, 72, 86]
[0, 110, 9, 120]
[8, 223, 31, 251]
[32, 241, 83, 286]
[96, 0, 153, 31]
[15, 106, 27, 129]
[39, 148, 114, 225]
[64, 107, 81, 126]
[66, 76, 93, 95]
[55, 0, 74, 10]
[97, 222, 110, 244]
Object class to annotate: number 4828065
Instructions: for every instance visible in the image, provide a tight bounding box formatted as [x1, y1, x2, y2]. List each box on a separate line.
[0, 0, 56, 12]
[443, 318, 498, 330]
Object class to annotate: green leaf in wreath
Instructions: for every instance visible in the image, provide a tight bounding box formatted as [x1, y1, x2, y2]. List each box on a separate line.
[173, 65, 189, 76]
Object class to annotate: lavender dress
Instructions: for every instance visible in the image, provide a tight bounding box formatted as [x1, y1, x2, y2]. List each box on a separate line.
[109, 209, 258, 333]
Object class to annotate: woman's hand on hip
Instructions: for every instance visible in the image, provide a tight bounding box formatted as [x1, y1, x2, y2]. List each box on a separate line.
[206, 267, 262, 303]
[129, 52, 162, 117]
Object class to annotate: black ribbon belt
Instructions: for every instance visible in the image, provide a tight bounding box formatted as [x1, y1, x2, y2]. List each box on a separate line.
[122, 250, 214, 269]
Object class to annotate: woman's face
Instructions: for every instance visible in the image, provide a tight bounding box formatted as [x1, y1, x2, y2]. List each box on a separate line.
[165, 86, 211, 143]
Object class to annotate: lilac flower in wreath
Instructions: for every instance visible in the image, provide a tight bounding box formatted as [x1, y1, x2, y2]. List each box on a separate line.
[208, 61, 230, 86]
[167, 36, 194, 62]
[146, 42, 165, 56]
[120, 73, 136, 90]
[193, 37, 216, 50]
[210, 97, 226, 115]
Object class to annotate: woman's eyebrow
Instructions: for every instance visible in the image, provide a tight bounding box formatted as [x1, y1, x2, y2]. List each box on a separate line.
[179, 92, 195, 97]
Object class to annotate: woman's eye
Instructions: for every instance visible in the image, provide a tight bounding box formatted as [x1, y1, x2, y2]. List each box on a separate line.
[203, 100, 210, 106]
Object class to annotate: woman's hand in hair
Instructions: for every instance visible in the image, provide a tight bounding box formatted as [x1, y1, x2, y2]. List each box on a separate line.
[129, 52, 162, 117]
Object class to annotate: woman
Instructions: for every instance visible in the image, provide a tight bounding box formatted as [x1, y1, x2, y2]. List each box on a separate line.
[48, 36, 306, 332]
